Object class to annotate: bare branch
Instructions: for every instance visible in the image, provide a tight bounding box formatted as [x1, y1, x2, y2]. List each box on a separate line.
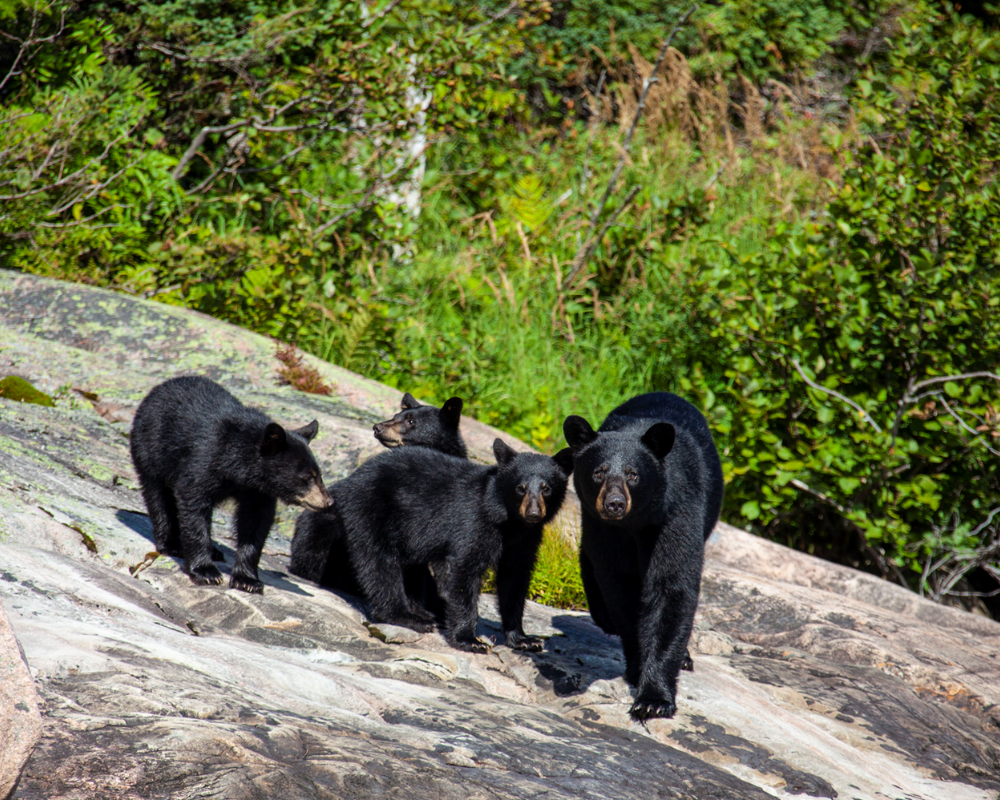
[791, 359, 883, 433]
[936, 395, 1000, 457]
[564, 185, 642, 289]
[564, 3, 699, 288]
[909, 372, 1000, 395]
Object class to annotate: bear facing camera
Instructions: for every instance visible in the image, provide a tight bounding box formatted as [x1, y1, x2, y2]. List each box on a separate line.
[563, 392, 723, 722]
[130, 375, 332, 593]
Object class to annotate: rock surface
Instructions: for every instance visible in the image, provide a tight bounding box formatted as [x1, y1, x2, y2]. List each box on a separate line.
[1, 271, 998, 800]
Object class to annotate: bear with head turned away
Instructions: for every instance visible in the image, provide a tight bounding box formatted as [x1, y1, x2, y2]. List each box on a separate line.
[373, 392, 467, 458]
[130, 375, 332, 593]
[563, 392, 723, 721]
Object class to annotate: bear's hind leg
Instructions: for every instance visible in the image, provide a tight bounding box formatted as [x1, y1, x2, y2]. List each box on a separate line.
[142, 481, 182, 556]
[355, 551, 435, 633]
[176, 495, 223, 586]
[440, 568, 489, 653]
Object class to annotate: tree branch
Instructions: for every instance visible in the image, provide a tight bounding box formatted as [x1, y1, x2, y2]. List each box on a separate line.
[791, 358, 883, 433]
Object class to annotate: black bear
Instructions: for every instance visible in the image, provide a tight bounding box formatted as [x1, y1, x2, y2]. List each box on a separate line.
[315, 440, 572, 652]
[373, 392, 467, 458]
[290, 391, 469, 597]
[130, 375, 332, 593]
[563, 392, 723, 721]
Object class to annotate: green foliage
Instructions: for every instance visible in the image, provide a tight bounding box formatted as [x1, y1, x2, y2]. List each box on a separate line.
[515, 0, 889, 87]
[685, 8, 1000, 582]
[2, 0, 529, 332]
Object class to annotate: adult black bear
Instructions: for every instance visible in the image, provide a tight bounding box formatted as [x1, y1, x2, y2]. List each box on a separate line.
[324, 440, 572, 651]
[130, 375, 332, 593]
[373, 392, 467, 458]
[563, 392, 723, 721]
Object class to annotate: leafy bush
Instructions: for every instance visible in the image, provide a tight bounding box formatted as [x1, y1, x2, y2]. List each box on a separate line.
[515, 0, 890, 89]
[684, 7, 1000, 600]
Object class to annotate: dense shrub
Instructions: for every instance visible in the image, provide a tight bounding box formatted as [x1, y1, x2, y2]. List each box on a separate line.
[682, 8, 1000, 599]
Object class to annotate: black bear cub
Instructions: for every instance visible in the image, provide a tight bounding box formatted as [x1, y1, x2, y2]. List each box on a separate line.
[328, 440, 572, 652]
[563, 392, 723, 721]
[373, 392, 467, 458]
[290, 391, 469, 596]
[130, 375, 332, 593]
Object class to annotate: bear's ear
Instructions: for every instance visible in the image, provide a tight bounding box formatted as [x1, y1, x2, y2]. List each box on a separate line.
[400, 392, 420, 410]
[641, 422, 675, 460]
[440, 397, 463, 428]
[292, 419, 319, 442]
[261, 422, 288, 457]
[493, 438, 517, 466]
[553, 447, 574, 476]
[563, 415, 598, 449]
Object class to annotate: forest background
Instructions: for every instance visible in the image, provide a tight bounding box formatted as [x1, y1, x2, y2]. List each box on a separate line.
[2, 0, 999, 616]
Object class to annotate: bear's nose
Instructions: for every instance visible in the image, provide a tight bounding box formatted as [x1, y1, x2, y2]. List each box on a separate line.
[604, 495, 627, 517]
[373, 423, 383, 435]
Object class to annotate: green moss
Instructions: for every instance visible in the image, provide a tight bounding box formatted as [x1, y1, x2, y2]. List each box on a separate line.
[0, 376, 55, 407]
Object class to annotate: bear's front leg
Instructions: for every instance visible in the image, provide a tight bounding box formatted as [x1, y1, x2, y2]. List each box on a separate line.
[630, 577, 700, 722]
[230, 493, 276, 593]
[496, 533, 544, 651]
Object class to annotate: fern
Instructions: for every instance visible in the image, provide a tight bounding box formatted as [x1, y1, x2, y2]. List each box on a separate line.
[340, 307, 374, 370]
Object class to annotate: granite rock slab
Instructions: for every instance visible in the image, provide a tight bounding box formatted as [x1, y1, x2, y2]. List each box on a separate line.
[1, 272, 998, 800]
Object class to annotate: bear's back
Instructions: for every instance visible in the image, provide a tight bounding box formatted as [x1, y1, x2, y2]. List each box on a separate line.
[131, 376, 267, 480]
[333, 447, 496, 550]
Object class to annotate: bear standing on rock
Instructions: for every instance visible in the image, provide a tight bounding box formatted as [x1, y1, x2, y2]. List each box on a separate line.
[324, 440, 573, 651]
[290, 391, 468, 596]
[563, 392, 723, 721]
[130, 376, 332, 592]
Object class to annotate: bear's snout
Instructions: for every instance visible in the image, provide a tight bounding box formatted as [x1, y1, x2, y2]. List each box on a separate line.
[597, 478, 631, 520]
[373, 422, 403, 446]
[300, 483, 334, 511]
[519, 492, 546, 524]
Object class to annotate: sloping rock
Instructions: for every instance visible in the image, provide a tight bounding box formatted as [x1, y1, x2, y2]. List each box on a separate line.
[1, 271, 998, 800]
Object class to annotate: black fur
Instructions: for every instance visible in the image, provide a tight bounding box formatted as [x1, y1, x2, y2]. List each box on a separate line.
[130, 376, 332, 593]
[563, 392, 723, 721]
[292, 391, 470, 603]
[328, 441, 572, 651]
[373, 392, 467, 458]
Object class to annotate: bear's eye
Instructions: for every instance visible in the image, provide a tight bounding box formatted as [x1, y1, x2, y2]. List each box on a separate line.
[625, 469, 638, 485]
[407, 418, 416, 427]
[593, 468, 605, 482]
[515, 484, 527, 496]
[541, 483, 552, 496]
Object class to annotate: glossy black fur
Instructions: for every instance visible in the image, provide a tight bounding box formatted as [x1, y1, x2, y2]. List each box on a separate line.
[373, 392, 467, 458]
[291, 391, 470, 608]
[130, 376, 331, 593]
[563, 392, 723, 721]
[326, 441, 572, 651]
